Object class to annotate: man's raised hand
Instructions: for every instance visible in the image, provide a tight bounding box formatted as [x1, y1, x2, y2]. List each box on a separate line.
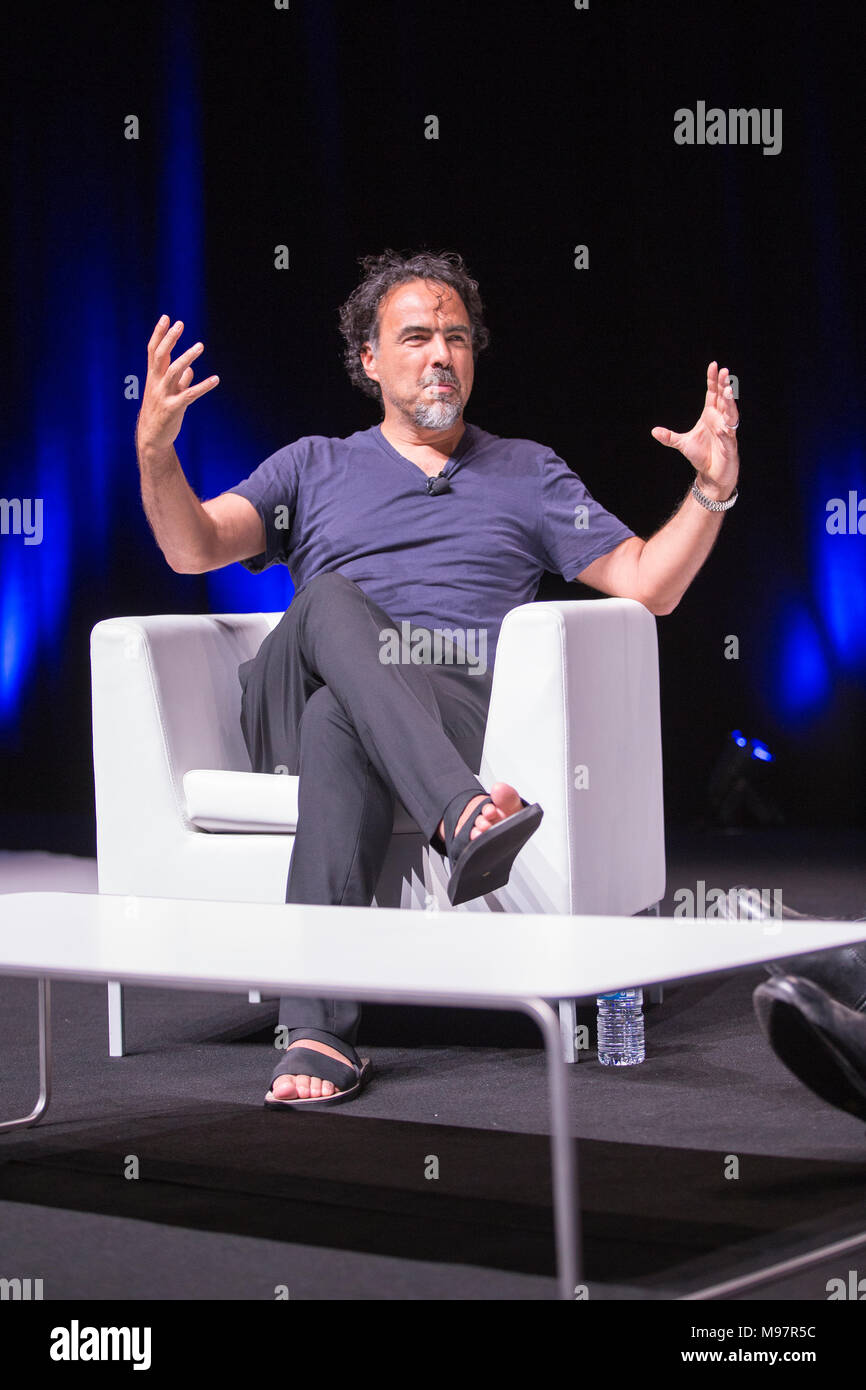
[651, 362, 740, 501]
[136, 316, 220, 455]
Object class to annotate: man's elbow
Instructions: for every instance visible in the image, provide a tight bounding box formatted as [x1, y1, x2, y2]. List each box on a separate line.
[640, 592, 680, 617]
[165, 548, 211, 575]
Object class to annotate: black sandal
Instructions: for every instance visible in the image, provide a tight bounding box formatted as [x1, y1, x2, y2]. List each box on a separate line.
[442, 790, 543, 906]
[265, 1029, 372, 1110]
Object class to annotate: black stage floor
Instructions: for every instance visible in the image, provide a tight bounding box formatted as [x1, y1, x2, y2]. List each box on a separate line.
[1, 826, 865, 1301]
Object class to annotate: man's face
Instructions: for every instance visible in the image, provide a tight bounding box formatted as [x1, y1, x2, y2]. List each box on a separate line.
[360, 279, 474, 430]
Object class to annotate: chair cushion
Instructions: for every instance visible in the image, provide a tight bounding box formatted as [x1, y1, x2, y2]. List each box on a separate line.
[183, 769, 422, 835]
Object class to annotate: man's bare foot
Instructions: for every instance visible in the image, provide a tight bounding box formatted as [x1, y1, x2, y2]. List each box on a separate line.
[269, 1038, 351, 1101]
[436, 781, 523, 848]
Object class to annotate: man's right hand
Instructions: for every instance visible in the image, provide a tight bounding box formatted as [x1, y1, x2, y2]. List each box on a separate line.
[136, 316, 220, 455]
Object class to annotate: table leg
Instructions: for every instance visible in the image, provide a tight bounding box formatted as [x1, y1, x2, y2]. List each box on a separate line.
[682, 1228, 866, 1300]
[519, 995, 581, 1300]
[558, 998, 580, 1063]
[0, 978, 52, 1133]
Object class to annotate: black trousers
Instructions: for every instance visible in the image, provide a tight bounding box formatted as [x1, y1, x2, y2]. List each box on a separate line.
[237, 572, 494, 1071]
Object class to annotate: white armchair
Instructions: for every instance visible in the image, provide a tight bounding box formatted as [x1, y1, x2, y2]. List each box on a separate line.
[90, 598, 665, 1060]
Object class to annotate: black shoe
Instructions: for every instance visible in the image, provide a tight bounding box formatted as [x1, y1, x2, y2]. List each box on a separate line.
[723, 887, 866, 1012]
[753, 975, 866, 1122]
[265, 1032, 372, 1110]
[765, 944, 866, 1013]
[442, 791, 543, 907]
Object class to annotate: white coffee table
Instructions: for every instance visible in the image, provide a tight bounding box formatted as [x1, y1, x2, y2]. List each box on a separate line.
[1, 890, 864, 1300]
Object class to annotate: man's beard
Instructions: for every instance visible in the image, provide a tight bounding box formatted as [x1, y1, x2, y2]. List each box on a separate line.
[411, 391, 463, 429]
[384, 379, 464, 430]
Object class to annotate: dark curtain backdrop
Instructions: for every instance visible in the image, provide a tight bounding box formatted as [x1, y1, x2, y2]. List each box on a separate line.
[1, 0, 864, 851]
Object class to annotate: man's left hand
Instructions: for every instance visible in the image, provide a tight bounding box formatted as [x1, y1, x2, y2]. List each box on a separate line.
[651, 362, 740, 500]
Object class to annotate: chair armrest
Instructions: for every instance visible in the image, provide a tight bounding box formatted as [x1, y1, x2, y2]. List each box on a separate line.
[90, 612, 281, 886]
[479, 599, 665, 915]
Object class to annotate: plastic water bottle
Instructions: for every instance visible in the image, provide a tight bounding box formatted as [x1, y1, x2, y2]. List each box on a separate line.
[596, 989, 645, 1066]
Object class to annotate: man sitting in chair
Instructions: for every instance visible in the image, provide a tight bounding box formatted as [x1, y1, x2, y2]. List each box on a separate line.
[134, 248, 740, 1108]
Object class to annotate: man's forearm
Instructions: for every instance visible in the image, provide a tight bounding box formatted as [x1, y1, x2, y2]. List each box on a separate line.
[136, 429, 215, 573]
[636, 483, 731, 615]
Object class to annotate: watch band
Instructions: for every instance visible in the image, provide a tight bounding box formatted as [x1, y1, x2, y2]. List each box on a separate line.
[691, 479, 738, 512]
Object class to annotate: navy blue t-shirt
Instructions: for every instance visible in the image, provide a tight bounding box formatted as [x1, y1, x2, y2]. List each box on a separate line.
[226, 421, 635, 666]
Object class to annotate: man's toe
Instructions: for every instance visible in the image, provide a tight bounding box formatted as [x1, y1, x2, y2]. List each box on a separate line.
[471, 807, 500, 839]
[271, 1074, 299, 1100]
[490, 782, 524, 817]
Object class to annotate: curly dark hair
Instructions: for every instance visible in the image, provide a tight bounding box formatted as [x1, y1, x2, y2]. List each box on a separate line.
[338, 248, 490, 403]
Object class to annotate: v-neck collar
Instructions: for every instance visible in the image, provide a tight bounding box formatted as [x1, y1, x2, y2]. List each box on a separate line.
[371, 421, 476, 484]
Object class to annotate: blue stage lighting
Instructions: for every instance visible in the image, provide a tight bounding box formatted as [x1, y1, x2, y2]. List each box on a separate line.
[0, 550, 38, 730]
[157, 6, 285, 617]
[709, 728, 783, 825]
[776, 601, 832, 720]
[814, 449, 866, 672]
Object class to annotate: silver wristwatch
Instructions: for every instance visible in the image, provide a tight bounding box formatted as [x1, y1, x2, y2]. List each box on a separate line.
[691, 479, 738, 512]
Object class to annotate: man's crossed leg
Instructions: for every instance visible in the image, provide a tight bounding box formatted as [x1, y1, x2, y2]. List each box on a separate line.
[237, 572, 531, 1103]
